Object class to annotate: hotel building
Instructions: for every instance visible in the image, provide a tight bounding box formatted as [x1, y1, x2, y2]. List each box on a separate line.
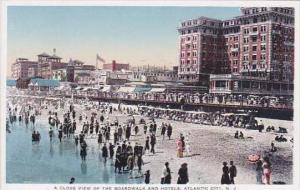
[178, 7, 294, 88]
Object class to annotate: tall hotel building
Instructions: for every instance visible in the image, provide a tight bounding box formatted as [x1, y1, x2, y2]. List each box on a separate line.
[178, 7, 294, 86]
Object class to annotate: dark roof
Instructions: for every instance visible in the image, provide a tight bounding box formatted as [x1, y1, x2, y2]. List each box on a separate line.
[6, 80, 16, 86]
[37, 52, 50, 57]
[49, 55, 62, 59]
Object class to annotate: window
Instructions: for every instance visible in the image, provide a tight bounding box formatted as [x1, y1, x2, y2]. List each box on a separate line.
[261, 54, 266, 60]
[252, 27, 258, 32]
[244, 28, 249, 34]
[252, 45, 257, 51]
[252, 55, 257, 60]
[243, 55, 249, 61]
[261, 25, 267, 32]
[243, 46, 249, 52]
[261, 44, 266, 51]
[252, 36, 257, 42]
[243, 37, 249, 43]
[261, 35, 266, 42]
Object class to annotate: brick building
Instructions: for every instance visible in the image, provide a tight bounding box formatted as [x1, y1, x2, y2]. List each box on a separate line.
[11, 58, 38, 79]
[103, 60, 130, 71]
[37, 52, 67, 79]
[178, 7, 294, 86]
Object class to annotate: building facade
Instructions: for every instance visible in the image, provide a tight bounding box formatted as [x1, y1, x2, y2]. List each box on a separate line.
[11, 58, 38, 79]
[37, 52, 67, 79]
[178, 7, 294, 86]
[103, 60, 130, 71]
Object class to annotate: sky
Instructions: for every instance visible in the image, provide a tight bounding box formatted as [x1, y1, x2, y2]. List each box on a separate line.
[7, 6, 241, 74]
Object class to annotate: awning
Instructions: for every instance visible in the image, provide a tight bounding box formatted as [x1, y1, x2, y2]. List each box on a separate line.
[55, 86, 65, 90]
[147, 88, 166, 93]
[117, 87, 136, 93]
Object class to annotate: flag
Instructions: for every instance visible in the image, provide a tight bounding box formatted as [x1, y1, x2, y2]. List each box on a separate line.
[96, 54, 105, 63]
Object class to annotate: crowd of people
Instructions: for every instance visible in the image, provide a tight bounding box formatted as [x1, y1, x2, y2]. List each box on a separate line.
[56, 89, 293, 109]
[6, 93, 286, 185]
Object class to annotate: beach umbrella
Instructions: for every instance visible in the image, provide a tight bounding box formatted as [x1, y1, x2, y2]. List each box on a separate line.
[248, 154, 260, 163]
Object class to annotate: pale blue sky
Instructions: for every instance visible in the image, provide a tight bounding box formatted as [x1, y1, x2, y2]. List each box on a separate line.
[7, 6, 241, 73]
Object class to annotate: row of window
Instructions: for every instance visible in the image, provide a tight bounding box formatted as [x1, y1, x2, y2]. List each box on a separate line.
[242, 63, 267, 70]
[181, 28, 220, 35]
[243, 25, 267, 34]
[225, 36, 239, 42]
[180, 52, 198, 58]
[179, 67, 198, 72]
[242, 44, 267, 52]
[180, 60, 198, 65]
[243, 35, 267, 43]
[243, 54, 267, 61]
[181, 19, 221, 27]
[243, 7, 268, 15]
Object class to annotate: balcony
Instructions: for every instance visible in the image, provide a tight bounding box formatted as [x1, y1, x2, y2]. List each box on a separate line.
[250, 31, 258, 36]
[231, 48, 239, 52]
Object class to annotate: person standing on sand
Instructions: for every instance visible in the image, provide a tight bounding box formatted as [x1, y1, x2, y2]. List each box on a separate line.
[161, 123, 166, 140]
[256, 160, 263, 184]
[177, 163, 188, 184]
[221, 162, 231, 184]
[144, 136, 150, 154]
[176, 138, 183, 158]
[167, 124, 172, 140]
[229, 161, 237, 184]
[263, 156, 272, 184]
[161, 162, 171, 184]
[150, 133, 156, 154]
